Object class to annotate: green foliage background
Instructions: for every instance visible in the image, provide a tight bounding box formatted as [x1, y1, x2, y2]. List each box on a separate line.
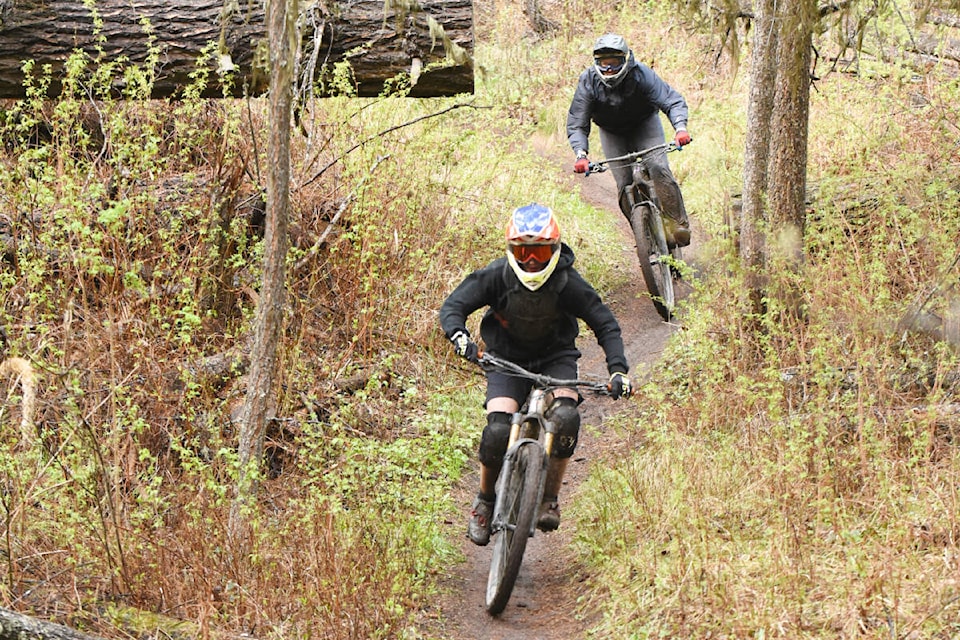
[0, 0, 958, 638]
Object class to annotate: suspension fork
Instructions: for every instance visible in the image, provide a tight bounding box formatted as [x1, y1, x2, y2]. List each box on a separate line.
[493, 390, 552, 534]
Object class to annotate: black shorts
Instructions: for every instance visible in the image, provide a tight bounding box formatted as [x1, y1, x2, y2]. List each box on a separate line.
[484, 356, 578, 407]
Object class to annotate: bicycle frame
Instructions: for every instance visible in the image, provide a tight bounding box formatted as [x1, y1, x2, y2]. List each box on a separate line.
[482, 354, 609, 539]
[477, 352, 611, 615]
[492, 387, 553, 539]
[590, 142, 673, 228]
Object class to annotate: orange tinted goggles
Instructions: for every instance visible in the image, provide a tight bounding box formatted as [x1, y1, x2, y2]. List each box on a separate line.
[512, 243, 556, 264]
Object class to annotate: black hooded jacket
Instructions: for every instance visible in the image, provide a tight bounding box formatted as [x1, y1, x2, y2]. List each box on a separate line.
[566, 53, 688, 155]
[439, 244, 628, 375]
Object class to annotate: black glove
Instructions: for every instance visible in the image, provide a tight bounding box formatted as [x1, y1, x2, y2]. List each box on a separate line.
[608, 371, 632, 400]
[450, 330, 479, 363]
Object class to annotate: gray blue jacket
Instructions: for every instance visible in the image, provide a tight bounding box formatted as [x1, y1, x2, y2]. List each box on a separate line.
[566, 53, 688, 154]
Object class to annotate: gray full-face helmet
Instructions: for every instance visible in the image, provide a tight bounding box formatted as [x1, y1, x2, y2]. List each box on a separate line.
[593, 33, 630, 87]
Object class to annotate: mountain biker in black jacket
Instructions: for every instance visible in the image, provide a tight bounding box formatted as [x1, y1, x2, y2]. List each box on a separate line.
[567, 32, 693, 247]
[439, 203, 632, 546]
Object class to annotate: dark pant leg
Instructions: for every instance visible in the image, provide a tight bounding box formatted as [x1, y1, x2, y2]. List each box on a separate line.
[646, 151, 689, 229]
[600, 119, 689, 229]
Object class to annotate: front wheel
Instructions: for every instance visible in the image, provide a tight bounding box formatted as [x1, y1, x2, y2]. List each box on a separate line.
[485, 443, 543, 615]
[631, 204, 675, 321]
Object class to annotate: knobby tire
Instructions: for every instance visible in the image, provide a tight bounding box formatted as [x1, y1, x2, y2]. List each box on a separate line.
[485, 443, 543, 615]
[630, 203, 675, 321]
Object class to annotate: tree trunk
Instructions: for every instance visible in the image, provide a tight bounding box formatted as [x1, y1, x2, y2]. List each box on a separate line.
[0, 0, 474, 99]
[229, 0, 294, 540]
[739, 0, 816, 322]
[766, 0, 816, 320]
[739, 0, 778, 317]
[768, 1, 813, 242]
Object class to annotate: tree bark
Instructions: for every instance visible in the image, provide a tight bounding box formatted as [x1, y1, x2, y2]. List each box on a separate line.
[0, 0, 474, 99]
[229, 0, 294, 540]
[768, 1, 813, 238]
[739, 0, 778, 317]
[765, 0, 816, 320]
[738, 0, 816, 322]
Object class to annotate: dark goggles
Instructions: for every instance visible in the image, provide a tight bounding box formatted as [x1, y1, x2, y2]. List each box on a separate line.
[511, 243, 557, 264]
[595, 56, 626, 75]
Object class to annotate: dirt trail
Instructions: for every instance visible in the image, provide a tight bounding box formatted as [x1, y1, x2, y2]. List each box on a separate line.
[416, 134, 696, 639]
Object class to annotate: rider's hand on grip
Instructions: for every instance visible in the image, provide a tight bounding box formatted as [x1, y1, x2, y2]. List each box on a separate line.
[574, 157, 590, 174]
[450, 330, 479, 364]
[608, 372, 632, 399]
[674, 129, 692, 147]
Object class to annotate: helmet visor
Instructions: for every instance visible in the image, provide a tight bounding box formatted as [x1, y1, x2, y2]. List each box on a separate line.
[511, 243, 557, 265]
[594, 55, 626, 75]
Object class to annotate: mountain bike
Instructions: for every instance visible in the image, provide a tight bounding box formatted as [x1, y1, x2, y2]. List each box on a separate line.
[587, 142, 685, 321]
[477, 351, 611, 615]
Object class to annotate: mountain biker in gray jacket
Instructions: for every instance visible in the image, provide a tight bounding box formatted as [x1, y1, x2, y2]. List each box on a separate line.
[567, 32, 693, 247]
[439, 203, 632, 546]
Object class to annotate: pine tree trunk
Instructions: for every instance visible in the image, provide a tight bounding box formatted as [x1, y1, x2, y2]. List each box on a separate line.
[766, 0, 816, 320]
[768, 0, 814, 243]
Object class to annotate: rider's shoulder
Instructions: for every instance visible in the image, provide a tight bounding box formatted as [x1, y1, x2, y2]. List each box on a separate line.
[480, 255, 509, 275]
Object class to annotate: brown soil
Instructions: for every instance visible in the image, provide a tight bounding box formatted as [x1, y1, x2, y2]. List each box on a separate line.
[416, 134, 698, 639]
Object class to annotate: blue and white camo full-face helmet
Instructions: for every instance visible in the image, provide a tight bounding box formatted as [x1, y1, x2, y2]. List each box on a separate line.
[505, 203, 562, 291]
[593, 33, 630, 88]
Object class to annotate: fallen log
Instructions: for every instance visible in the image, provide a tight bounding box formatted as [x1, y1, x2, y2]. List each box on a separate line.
[0, 0, 474, 99]
[0, 607, 105, 640]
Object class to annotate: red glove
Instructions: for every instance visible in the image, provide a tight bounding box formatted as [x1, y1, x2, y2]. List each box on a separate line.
[574, 157, 590, 173]
[674, 129, 692, 147]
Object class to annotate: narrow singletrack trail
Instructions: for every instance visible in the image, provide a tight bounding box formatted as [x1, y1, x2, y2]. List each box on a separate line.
[417, 133, 698, 639]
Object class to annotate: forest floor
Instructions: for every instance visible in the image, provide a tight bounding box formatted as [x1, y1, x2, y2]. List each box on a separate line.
[416, 133, 699, 639]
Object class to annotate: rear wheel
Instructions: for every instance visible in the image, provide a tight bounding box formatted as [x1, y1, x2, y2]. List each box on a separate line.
[631, 204, 675, 321]
[485, 443, 543, 615]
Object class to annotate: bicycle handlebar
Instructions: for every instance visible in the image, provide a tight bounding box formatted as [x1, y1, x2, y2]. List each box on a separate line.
[586, 141, 682, 175]
[477, 352, 611, 395]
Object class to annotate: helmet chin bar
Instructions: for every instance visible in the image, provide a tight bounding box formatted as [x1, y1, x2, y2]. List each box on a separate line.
[506, 247, 562, 291]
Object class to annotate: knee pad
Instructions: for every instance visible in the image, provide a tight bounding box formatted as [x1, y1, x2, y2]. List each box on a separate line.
[545, 397, 580, 458]
[478, 411, 512, 467]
